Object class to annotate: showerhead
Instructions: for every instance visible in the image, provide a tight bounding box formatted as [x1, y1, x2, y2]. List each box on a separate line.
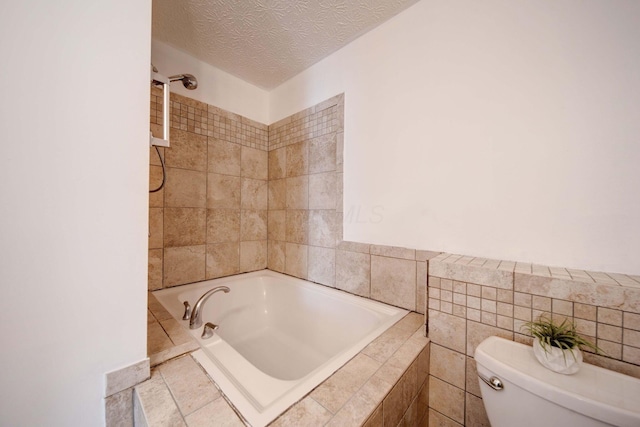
[169, 74, 198, 90]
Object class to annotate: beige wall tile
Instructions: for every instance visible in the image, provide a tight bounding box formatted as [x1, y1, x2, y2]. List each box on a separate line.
[286, 210, 309, 244]
[370, 245, 416, 260]
[164, 208, 206, 247]
[286, 175, 309, 210]
[149, 145, 163, 166]
[496, 289, 513, 304]
[148, 249, 163, 291]
[240, 240, 267, 273]
[624, 312, 640, 331]
[308, 246, 335, 287]
[309, 134, 336, 174]
[383, 365, 416, 427]
[105, 388, 133, 427]
[598, 323, 622, 343]
[429, 376, 464, 424]
[267, 210, 286, 241]
[285, 141, 308, 177]
[428, 310, 466, 353]
[147, 320, 173, 355]
[268, 178, 286, 210]
[362, 404, 382, 427]
[335, 132, 344, 173]
[241, 178, 267, 210]
[598, 307, 623, 326]
[417, 261, 428, 314]
[268, 147, 286, 180]
[309, 172, 336, 210]
[552, 299, 573, 316]
[430, 260, 513, 289]
[515, 273, 640, 313]
[165, 168, 206, 208]
[371, 256, 416, 310]
[308, 210, 337, 248]
[623, 346, 640, 365]
[430, 344, 465, 389]
[429, 408, 462, 427]
[465, 357, 482, 398]
[149, 208, 163, 249]
[207, 173, 241, 209]
[575, 303, 597, 321]
[598, 340, 622, 359]
[206, 209, 240, 243]
[149, 165, 164, 207]
[163, 245, 205, 287]
[241, 146, 268, 180]
[165, 129, 207, 171]
[466, 321, 514, 357]
[205, 242, 239, 279]
[583, 351, 640, 378]
[336, 241, 370, 253]
[268, 240, 285, 272]
[336, 172, 344, 213]
[208, 139, 240, 176]
[106, 359, 150, 398]
[285, 243, 308, 279]
[336, 250, 370, 297]
[240, 209, 267, 241]
[465, 393, 491, 427]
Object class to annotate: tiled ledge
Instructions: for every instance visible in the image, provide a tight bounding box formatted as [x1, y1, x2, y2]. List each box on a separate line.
[427, 252, 640, 426]
[135, 312, 430, 427]
[147, 293, 198, 367]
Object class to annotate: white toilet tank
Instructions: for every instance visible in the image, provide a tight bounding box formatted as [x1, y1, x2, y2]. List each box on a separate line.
[475, 336, 640, 427]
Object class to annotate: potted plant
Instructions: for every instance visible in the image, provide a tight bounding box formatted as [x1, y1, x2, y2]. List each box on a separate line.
[522, 314, 601, 375]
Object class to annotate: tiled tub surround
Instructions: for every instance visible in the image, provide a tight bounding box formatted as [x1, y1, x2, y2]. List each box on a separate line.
[153, 270, 409, 426]
[135, 312, 429, 427]
[426, 253, 640, 427]
[150, 91, 436, 316]
[149, 88, 270, 290]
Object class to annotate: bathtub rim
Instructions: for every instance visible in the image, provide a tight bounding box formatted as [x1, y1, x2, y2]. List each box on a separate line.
[152, 269, 410, 427]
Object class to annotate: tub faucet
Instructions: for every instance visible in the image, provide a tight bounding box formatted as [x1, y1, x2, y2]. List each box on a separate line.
[189, 286, 230, 329]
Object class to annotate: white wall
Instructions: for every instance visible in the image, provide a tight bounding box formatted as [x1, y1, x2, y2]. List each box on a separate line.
[152, 40, 269, 124]
[0, 0, 150, 425]
[270, 0, 640, 274]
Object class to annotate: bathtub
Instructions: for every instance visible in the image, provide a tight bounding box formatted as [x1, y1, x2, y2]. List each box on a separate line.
[153, 270, 408, 426]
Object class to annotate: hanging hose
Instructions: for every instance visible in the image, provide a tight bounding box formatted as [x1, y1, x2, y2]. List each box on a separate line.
[149, 145, 166, 193]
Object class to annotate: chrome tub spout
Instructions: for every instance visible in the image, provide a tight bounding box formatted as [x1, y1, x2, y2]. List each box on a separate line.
[189, 286, 230, 329]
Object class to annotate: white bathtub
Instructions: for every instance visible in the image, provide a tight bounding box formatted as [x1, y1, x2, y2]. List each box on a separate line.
[153, 270, 408, 426]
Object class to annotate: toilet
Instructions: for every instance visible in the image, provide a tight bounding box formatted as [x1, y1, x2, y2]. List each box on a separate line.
[474, 336, 640, 427]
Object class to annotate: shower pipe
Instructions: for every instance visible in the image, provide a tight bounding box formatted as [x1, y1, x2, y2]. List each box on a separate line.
[149, 65, 198, 193]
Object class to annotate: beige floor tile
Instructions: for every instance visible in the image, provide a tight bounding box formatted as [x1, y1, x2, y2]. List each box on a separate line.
[184, 396, 244, 427]
[158, 356, 220, 416]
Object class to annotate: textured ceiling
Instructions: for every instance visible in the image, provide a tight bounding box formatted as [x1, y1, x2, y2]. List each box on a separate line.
[152, 0, 420, 89]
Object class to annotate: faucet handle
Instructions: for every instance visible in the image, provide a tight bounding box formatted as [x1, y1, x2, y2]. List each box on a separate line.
[182, 301, 191, 320]
[201, 322, 219, 339]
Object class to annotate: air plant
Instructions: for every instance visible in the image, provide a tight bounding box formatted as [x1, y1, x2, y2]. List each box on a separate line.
[521, 314, 602, 360]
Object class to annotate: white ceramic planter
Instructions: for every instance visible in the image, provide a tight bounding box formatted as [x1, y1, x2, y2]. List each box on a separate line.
[533, 339, 583, 375]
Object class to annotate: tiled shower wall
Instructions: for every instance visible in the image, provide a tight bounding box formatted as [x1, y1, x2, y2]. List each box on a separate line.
[266, 95, 437, 313]
[266, 95, 343, 286]
[149, 91, 433, 316]
[426, 254, 640, 426]
[148, 89, 269, 289]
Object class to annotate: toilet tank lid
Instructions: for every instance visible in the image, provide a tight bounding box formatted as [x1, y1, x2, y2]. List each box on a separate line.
[475, 336, 640, 427]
